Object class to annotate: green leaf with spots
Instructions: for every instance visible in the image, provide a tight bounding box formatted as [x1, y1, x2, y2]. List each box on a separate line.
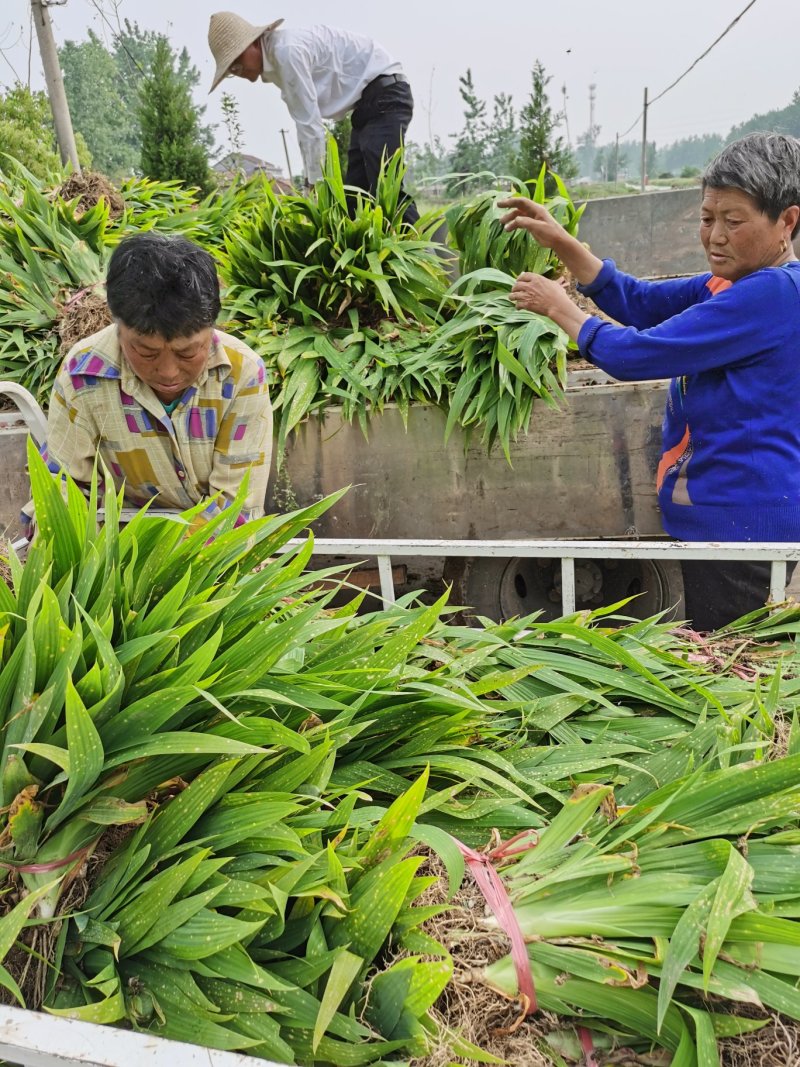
[46, 679, 104, 830]
[114, 849, 209, 953]
[313, 949, 364, 1051]
[359, 768, 428, 870]
[327, 855, 422, 966]
[157, 909, 265, 960]
[703, 845, 756, 991]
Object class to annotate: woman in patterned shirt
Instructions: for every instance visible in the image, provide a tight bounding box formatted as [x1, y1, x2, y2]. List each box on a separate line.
[27, 232, 273, 530]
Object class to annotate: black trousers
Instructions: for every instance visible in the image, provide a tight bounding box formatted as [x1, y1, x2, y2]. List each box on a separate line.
[680, 559, 797, 631]
[347, 78, 419, 226]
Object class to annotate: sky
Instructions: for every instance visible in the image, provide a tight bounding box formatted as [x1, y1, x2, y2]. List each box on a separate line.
[1, 0, 798, 174]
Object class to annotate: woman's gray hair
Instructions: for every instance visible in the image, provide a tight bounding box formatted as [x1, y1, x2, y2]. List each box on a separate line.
[106, 232, 221, 339]
[703, 132, 800, 237]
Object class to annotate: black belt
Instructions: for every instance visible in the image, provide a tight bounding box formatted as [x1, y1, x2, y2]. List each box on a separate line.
[362, 72, 408, 97]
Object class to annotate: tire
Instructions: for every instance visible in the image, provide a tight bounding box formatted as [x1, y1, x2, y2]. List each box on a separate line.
[451, 554, 685, 624]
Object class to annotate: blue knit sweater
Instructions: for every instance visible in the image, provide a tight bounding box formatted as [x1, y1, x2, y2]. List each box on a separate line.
[577, 259, 800, 541]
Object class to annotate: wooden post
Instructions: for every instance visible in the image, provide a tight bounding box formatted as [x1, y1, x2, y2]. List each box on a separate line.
[30, 0, 81, 172]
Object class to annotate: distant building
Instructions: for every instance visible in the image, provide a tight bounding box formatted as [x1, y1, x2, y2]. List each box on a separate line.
[212, 152, 295, 194]
[212, 152, 283, 180]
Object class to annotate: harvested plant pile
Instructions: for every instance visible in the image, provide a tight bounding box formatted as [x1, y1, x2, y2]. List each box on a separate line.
[1, 457, 800, 1062]
[0, 160, 263, 401]
[57, 170, 125, 219]
[0, 146, 573, 460]
[0, 160, 109, 398]
[445, 167, 584, 279]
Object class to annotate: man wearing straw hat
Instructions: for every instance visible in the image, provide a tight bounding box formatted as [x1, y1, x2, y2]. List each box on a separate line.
[208, 12, 419, 224]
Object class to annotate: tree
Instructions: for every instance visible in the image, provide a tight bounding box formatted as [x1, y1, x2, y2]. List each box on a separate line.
[405, 136, 448, 181]
[592, 146, 608, 181]
[138, 38, 211, 192]
[220, 92, 244, 158]
[61, 31, 137, 177]
[448, 69, 489, 190]
[486, 93, 517, 177]
[115, 21, 215, 156]
[656, 133, 723, 176]
[60, 20, 215, 179]
[0, 84, 91, 179]
[727, 87, 800, 141]
[515, 60, 577, 188]
[574, 121, 601, 177]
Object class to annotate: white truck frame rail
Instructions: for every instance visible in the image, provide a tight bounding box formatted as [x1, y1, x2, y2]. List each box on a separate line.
[0, 1004, 270, 1067]
[295, 537, 800, 614]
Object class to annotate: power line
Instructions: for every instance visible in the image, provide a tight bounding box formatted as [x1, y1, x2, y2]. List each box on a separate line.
[650, 0, 758, 105]
[0, 22, 24, 84]
[86, 0, 146, 77]
[617, 0, 758, 139]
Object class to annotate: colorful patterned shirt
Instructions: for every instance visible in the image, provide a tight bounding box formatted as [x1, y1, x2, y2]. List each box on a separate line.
[26, 324, 272, 525]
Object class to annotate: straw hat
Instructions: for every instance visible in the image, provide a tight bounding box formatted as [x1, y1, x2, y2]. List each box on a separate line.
[208, 12, 284, 92]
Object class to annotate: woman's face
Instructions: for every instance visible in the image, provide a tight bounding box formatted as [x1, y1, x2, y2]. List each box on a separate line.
[118, 324, 213, 402]
[699, 186, 793, 282]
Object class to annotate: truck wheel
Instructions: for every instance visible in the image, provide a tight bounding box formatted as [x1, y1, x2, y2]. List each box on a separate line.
[451, 555, 685, 624]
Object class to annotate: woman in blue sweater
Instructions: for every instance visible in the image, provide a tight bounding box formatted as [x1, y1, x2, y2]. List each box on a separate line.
[499, 132, 800, 630]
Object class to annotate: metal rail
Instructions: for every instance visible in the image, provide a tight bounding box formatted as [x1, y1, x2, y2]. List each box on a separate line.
[294, 537, 800, 613]
[0, 1004, 270, 1067]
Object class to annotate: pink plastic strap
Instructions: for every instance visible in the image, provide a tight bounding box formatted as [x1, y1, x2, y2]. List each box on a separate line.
[61, 285, 100, 310]
[578, 1026, 598, 1067]
[451, 831, 539, 1014]
[0, 844, 89, 874]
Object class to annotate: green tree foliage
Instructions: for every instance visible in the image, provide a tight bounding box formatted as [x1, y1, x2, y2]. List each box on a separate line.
[406, 136, 448, 181]
[220, 92, 244, 158]
[486, 92, 517, 177]
[728, 87, 800, 140]
[449, 69, 489, 190]
[116, 21, 215, 156]
[574, 120, 601, 177]
[593, 145, 608, 181]
[60, 20, 214, 180]
[657, 133, 724, 176]
[138, 38, 212, 192]
[61, 31, 136, 177]
[0, 84, 91, 179]
[515, 60, 576, 187]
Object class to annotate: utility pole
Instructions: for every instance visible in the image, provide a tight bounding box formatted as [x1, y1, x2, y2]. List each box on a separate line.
[279, 128, 294, 184]
[614, 132, 619, 188]
[30, 0, 81, 172]
[640, 86, 649, 192]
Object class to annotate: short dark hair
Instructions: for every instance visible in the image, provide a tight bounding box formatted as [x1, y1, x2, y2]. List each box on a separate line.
[703, 132, 800, 238]
[106, 232, 221, 338]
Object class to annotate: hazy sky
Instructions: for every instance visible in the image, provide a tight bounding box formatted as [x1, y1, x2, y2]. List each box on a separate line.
[2, 0, 798, 174]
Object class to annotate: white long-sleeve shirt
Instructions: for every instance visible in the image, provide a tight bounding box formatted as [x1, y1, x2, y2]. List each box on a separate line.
[260, 25, 402, 182]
